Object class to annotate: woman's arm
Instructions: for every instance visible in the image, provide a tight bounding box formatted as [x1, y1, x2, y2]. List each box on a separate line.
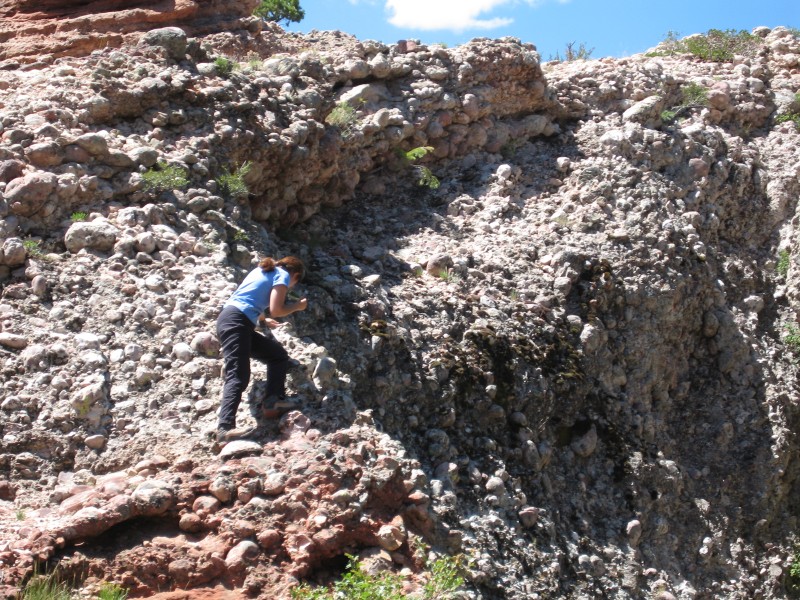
[269, 284, 308, 317]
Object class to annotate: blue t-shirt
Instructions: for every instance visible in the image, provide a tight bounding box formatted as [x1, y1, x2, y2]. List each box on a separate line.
[224, 266, 291, 325]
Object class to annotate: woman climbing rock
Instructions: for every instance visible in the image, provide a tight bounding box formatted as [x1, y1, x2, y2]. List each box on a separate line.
[215, 255, 308, 445]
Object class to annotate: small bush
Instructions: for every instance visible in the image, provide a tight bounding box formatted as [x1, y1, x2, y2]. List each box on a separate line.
[784, 324, 800, 354]
[142, 161, 189, 193]
[500, 138, 524, 159]
[291, 554, 404, 600]
[247, 56, 264, 71]
[681, 82, 708, 106]
[325, 102, 359, 139]
[70, 211, 88, 222]
[789, 546, 800, 594]
[423, 555, 465, 598]
[654, 29, 762, 62]
[214, 56, 235, 76]
[661, 82, 709, 124]
[233, 230, 251, 243]
[549, 41, 594, 62]
[438, 268, 461, 283]
[98, 582, 129, 600]
[660, 109, 677, 123]
[254, 0, 305, 24]
[401, 146, 440, 190]
[23, 239, 42, 257]
[217, 161, 252, 197]
[16, 507, 25, 520]
[20, 573, 71, 600]
[776, 112, 800, 129]
[778, 250, 791, 277]
[416, 166, 440, 190]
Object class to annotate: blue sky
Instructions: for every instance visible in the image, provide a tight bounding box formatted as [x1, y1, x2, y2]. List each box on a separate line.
[285, 0, 799, 60]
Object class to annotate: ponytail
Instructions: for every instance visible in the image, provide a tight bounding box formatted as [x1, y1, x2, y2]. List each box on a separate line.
[259, 257, 276, 271]
[260, 256, 306, 281]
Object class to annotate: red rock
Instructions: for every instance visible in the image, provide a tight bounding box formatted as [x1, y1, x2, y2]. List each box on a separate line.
[192, 495, 221, 515]
[167, 558, 195, 586]
[0, 0, 260, 63]
[225, 540, 260, 572]
[256, 529, 281, 550]
[178, 512, 203, 532]
[0, 479, 16, 500]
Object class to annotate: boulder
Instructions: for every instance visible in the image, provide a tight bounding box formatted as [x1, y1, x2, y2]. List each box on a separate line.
[139, 27, 188, 60]
[5, 172, 58, 217]
[64, 220, 120, 253]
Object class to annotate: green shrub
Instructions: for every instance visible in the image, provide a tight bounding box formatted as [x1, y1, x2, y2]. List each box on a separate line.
[233, 230, 251, 243]
[214, 56, 235, 76]
[549, 41, 594, 62]
[654, 29, 762, 62]
[778, 250, 791, 277]
[423, 555, 465, 598]
[325, 102, 359, 139]
[16, 507, 25, 520]
[681, 82, 708, 106]
[20, 573, 71, 600]
[247, 56, 264, 71]
[291, 553, 464, 600]
[789, 546, 800, 594]
[98, 582, 129, 600]
[660, 109, 677, 123]
[23, 239, 42, 257]
[217, 161, 252, 197]
[142, 161, 189, 193]
[661, 82, 709, 124]
[776, 113, 800, 129]
[784, 324, 800, 354]
[401, 146, 440, 190]
[70, 211, 88, 222]
[417, 166, 441, 190]
[254, 0, 304, 24]
[291, 555, 404, 600]
[500, 138, 524, 159]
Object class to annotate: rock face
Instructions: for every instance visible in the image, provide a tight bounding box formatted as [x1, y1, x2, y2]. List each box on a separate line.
[1, 20, 800, 600]
[0, 0, 259, 64]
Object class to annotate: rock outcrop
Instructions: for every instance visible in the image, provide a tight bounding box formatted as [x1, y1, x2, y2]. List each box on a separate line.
[0, 0, 260, 64]
[1, 18, 800, 600]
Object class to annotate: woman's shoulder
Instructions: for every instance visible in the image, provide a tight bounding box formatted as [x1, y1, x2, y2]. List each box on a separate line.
[272, 266, 291, 285]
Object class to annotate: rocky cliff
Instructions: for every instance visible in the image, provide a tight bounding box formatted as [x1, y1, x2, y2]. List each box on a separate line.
[0, 0, 260, 64]
[0, 15, 799, 600]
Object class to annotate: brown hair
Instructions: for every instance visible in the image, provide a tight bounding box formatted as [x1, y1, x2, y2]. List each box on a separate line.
[260, 256, 305, 281]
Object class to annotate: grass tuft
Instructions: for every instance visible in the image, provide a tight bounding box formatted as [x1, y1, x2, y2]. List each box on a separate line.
[217, 161, 253, 198]
[98, 582, 129, 600]
[141, 161, 189, 193]
[214, 56, 235, 76]
[20, 573, 71, 600]
[325, 102, 359, 139]
[648, 29, 761, 62]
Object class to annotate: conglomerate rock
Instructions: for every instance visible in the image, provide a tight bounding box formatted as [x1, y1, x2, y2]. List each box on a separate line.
[0, 20, 800, 600]
[0, 0, 259, 64]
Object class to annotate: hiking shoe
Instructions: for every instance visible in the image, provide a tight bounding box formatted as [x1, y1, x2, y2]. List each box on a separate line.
[216, 425, 259, 445]
[261, 395, 301, 419]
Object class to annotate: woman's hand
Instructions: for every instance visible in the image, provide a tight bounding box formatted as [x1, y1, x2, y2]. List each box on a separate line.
[269, 285, 309, 317]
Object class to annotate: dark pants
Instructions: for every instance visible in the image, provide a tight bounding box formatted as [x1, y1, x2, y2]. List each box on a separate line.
[216, 306, 289, 430]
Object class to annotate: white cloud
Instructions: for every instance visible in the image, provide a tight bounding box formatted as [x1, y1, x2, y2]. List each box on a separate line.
[385, 0, 515, 32]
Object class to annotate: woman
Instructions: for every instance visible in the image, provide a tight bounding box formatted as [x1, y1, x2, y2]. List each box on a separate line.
[215, 255, 308, 444]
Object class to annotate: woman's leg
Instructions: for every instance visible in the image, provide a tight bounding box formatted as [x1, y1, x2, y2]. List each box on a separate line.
[250, 330, 289, 398]
[216, 307, 253, 430]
